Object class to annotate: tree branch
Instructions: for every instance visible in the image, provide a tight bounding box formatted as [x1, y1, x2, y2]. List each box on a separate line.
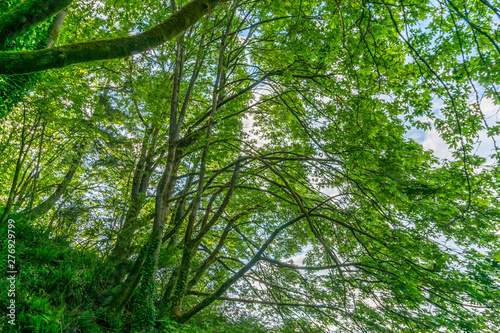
[187, 290, 341, 310]
[261, 257, 361, 271]
[0, 0, 231, 74]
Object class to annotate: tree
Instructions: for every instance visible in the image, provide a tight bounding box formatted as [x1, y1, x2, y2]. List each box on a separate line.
[1, 0, 499, 332]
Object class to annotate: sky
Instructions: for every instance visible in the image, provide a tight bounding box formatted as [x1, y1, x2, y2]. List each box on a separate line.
[407, 96, 499, 163]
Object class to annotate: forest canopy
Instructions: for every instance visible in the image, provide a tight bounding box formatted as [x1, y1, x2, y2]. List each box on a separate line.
[1, 0, 500, 332]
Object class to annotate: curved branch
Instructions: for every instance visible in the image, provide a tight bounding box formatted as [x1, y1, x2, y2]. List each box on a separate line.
[0, 0, 231, 74]
[261, 257, 360, 271]
[177, 197, 336, 323]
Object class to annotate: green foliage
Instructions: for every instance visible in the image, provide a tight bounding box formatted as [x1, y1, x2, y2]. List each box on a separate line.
[1, 0, 500, 332]
[131, 232, 161, 333]
[158, 314, 268, 333]
[0, 216, 101, 332]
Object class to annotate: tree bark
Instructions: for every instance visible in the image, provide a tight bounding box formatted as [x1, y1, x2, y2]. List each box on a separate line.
[46, 8, 68, 48]
[108, 130, 156, 265]
[0, 0, 73, 46]
[0, 0, 231, 74]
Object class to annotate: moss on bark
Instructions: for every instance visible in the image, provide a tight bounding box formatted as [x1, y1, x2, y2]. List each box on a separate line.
[0, 0, 73, 45]
[0, 0, 230, 74]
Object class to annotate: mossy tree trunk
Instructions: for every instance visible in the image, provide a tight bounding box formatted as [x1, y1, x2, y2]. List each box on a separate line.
[0, 0, 73, 46]
[0, 0, 231, 74]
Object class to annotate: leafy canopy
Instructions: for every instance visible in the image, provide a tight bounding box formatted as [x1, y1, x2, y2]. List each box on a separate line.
[1, 0, 499, 332]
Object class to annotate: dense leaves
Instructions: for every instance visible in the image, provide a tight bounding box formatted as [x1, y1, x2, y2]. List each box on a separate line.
[1, 0, 499, 332]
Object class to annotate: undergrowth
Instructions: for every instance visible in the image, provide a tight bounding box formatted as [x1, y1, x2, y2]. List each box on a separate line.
[0, 216, 268, 332]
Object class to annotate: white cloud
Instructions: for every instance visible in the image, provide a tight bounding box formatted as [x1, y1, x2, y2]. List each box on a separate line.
[242, 113, 269, 147]
[320, 186, 339, 197]
[421, 128, 453, 160]
[410, 97, 499, 161]
[288, 244, 313, 265]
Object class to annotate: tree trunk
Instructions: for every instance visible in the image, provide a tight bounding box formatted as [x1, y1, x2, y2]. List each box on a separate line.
[0, 0, 73, 45]
[46, 8, 68, 48]
[109, 130, 156, 265]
